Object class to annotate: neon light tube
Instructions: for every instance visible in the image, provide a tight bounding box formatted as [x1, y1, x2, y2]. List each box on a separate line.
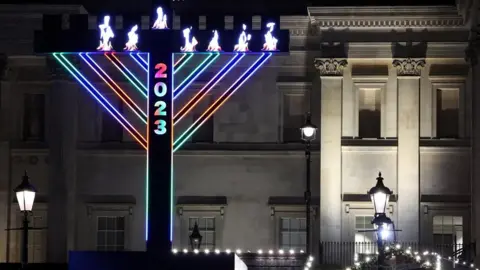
[173, 53, 244, 124]
[170, 52, 175, 242]
[81, 53, 147, 123]
[106, 53, 148, 98]
[145, 52, 150, 240]
[173, 53, 218, 98]
[54, 53, 147, 149]
[173, 53, 271, 152]
[174, 53, 187, 67]
[136, 52, 148, 66]
[173, 53, 194, 75]
[130, 53, 148, 72]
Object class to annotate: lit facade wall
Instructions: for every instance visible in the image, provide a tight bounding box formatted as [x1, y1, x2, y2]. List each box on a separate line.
[0, 2, 478, 265]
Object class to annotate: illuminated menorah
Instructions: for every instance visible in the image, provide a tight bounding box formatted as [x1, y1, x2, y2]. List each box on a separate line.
[35, 8, 289, 270]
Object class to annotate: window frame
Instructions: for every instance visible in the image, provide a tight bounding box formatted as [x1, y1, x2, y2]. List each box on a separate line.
[420, 203, 470, 246]
[430, 78, 466, 139]
[352, 79, 387, 139]
[270, 205, 317, 251]
[175, 205, 224, 249]
[86, 204, 133, 251]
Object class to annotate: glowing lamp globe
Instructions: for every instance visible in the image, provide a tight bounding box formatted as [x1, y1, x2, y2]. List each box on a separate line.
[14, 171, 36, 212]
[300, 113, 317, 142]
[367, 172, 392, 215]
[189, 222, 203, 249]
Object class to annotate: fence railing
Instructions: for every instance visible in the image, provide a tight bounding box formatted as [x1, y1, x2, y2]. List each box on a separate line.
[319, 242, 476, 268]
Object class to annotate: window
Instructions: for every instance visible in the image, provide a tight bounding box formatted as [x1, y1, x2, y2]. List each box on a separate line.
[283, 94, 305, 142]
[354, 216, 375, 254]
[436, 89, 459, 138]
[23, 93, 45, 141]
[433, 216, 463, 255]
[101, 98, 123, 142]
[96, 216, 125, 251]
[279, 217, 306, 250]
[358, 89, 381, 138]
[188, 217, 215, 249]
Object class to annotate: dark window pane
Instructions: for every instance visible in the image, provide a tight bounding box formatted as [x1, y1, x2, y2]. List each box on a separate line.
[98, 217, 107, 231]
[116, 217, 125, 230]
[23, 94, 46, 141]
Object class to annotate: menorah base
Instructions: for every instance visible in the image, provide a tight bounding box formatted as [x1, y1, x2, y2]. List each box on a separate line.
[68, 251, 243, 270]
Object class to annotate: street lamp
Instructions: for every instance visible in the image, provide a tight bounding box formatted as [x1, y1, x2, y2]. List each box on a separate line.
[189, 222, 203, 250]
[367, 172, 394, 268]
[300, 112, 317, 255]
[14, 171, 37, 267]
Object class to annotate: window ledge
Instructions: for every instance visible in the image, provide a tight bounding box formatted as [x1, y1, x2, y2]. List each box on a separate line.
[341, 137, 398, 147]
[419, 138, 470, 147]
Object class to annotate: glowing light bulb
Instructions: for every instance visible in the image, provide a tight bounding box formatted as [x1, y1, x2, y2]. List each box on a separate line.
[172, 248, 178, 254]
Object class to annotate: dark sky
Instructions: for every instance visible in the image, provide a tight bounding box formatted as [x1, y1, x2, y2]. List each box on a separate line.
[10, 0, 457, 14]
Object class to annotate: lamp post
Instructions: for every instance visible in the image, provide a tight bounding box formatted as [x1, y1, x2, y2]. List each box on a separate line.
[189, 222, 203, 250]
[300, 112, 317, 255]
[367, 172, 393, 268]
[14, 171, 37, 267]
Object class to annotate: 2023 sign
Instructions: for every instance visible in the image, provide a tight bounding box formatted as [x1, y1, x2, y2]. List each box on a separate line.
[153, 62, 168, 136]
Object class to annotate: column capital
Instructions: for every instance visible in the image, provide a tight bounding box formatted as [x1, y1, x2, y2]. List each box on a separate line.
[314, 58, 348, 77]
[392, 58, 426, 76]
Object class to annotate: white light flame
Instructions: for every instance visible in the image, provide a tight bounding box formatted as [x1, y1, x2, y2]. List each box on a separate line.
[262, 22, 278, 51]
[207, 30, 222, 52]
[180, 27, 198, 52]
[97, 15, 115, 51]
[152, 7, 168, 29]
[234, 24, 251, 52]
[124, 25, 139, 51]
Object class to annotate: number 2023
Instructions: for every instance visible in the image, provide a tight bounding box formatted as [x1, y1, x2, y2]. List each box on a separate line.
[153, 63, 168, 135]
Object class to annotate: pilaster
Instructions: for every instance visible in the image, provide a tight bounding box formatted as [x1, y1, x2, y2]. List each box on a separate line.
[466, 35, 480, 264]
[392, 58, 425, 242]
[315, 58, 347, 241]
[46, 59, 78, 262]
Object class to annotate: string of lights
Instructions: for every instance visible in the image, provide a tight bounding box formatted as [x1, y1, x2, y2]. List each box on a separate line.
[347, 244, 476, 270]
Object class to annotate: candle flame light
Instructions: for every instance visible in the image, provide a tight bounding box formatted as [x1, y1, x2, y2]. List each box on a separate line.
[180, 27, 198, 52]
[97, 15, 115, 51]
[124, 25, 139, 51]
[207, 30, 222, 52]
[234, 24, 251, 52]
[262, 22, 278, 51]
[152, 7, 168, 29]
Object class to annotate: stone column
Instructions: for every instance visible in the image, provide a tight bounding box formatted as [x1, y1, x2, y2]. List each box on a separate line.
[392, 58, 425, 242]
[467, 40, 480, 263]
[314, 58, 347, 242]
[46, 58, 78, 262]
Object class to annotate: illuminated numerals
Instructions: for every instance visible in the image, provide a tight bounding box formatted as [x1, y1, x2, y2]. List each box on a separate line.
[153, 63, 169, 136]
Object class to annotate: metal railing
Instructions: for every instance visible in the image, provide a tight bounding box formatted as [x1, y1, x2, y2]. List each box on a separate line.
[319, 242, 476, 268]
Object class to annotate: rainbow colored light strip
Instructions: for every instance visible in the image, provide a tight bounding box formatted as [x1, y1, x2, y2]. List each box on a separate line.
[52, 52, 272, 242]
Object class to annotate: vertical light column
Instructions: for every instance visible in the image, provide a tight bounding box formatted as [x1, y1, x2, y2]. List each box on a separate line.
[315, 58, 347, 241]
[393, 58, 425, 242]
[47, 67, 78, 262]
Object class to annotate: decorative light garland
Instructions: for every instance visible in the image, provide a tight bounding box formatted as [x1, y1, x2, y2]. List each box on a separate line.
[171, 248, 307, 255]
[171, 247, 315, 270]
[346, 244, 476, 270]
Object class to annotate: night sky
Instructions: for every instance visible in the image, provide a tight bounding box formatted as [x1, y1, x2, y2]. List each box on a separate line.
[8, 0, 457, 14]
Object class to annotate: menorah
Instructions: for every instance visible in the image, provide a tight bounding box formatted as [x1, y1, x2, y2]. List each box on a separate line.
[35, 6, 289, 270]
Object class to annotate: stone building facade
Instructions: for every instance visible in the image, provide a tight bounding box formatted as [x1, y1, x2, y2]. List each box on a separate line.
[0, 1, 479, 266]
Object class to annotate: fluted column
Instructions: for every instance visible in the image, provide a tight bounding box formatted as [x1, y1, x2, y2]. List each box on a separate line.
[46, 58, 78, 262]
[315, 58, 347, 241]
[393, 58, 425, 242]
